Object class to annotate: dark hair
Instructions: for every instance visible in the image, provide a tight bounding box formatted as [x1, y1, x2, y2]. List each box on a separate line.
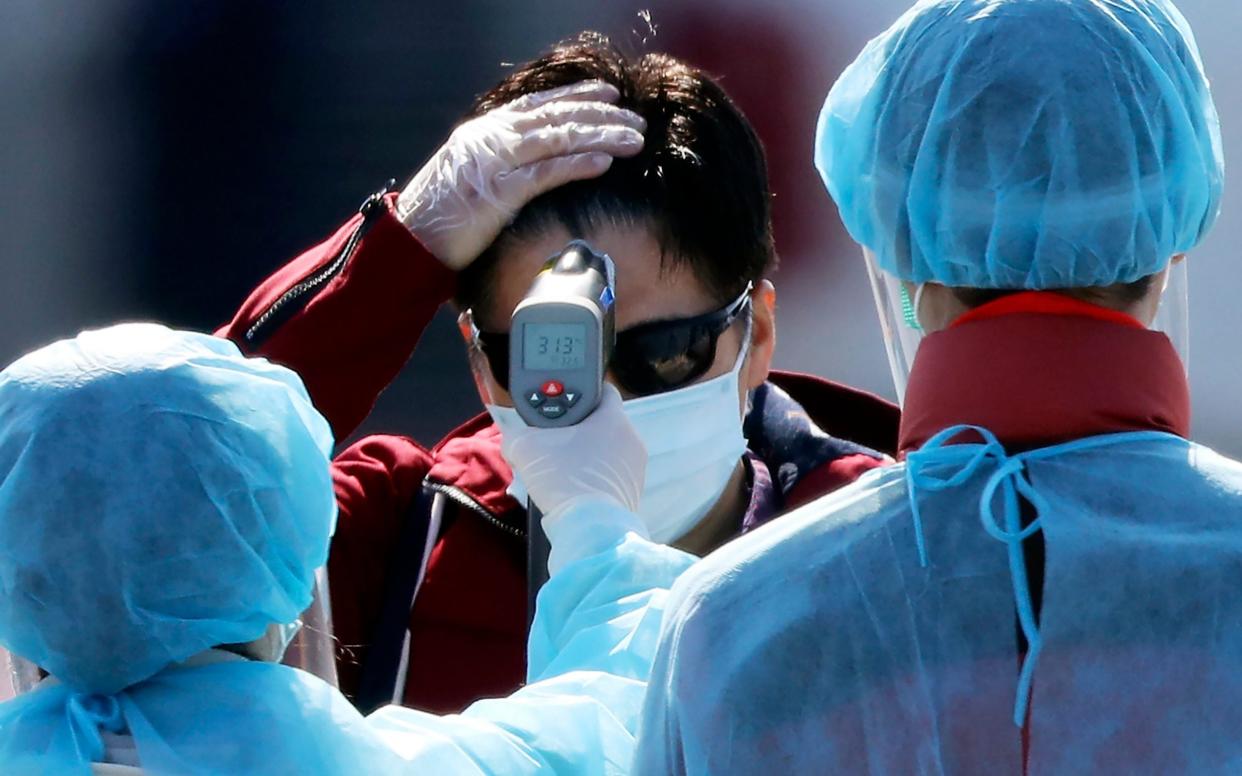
[951, 274, 1159, 310]
[455, 32, 775, 318]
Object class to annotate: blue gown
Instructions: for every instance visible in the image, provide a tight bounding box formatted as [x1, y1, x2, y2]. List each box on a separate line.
[634, 429, 1242, 774]
[0, 507, 692, 775]
[369, 517, 694, 775]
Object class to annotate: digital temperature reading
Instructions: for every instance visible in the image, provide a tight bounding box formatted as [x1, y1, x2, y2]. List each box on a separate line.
[523, 323, 587, 370]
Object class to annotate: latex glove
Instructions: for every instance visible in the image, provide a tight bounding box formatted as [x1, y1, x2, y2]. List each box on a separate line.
[500, 384, 646, 529]
[397, 80, 646, 269]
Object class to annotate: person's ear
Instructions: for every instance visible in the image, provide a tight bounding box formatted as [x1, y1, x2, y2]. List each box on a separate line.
[743, 280, 777, 391]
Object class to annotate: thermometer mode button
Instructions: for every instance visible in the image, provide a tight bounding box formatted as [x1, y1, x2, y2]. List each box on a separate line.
[538, 402, 566, 419]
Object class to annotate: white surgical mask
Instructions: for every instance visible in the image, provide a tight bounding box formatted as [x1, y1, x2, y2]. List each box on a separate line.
[489, 318, 751, 544]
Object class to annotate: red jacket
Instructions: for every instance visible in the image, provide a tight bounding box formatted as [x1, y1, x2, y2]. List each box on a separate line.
[219, 187, 900, 713]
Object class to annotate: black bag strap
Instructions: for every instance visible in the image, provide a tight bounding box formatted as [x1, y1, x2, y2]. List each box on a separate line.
[526, 501, 551, 635]
[353, 484, 437, 713]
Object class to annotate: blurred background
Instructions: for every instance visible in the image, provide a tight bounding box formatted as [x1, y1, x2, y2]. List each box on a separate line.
[2, 0, 1239, 452]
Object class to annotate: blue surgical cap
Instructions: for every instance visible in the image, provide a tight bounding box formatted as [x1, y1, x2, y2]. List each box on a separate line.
[0, 324, 336, 694]
[816, 0, 1224, 289]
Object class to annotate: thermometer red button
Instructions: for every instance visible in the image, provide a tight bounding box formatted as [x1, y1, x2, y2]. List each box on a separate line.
[541, 380, 564, 397]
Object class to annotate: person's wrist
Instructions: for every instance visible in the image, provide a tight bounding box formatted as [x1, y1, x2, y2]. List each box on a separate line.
[394, 181, 429, 241]
[543, 496, 648, 576]
[396, 198, 453, 270]
[395, 182, 486, 271]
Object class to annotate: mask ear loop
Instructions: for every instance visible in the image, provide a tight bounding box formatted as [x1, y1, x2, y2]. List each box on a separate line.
[733, 303, 755, 372]
[734, 299, 757, 420]
[705, 283, 755, 393]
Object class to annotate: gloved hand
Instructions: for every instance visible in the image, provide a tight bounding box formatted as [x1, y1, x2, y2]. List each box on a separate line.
[500, 384, 646, 530]
[397, 80, 646, 270]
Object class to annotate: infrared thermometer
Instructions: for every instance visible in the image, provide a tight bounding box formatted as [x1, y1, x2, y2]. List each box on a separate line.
[509, 240, 616, 427]
[511, 240, 616, 631]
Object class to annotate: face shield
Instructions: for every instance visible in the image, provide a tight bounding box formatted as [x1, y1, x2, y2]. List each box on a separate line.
[1151, 259, 1190, 371]
[0, 648, 41, 700]
[864, 249, 925, 402]
[865, 249, 1191, 402]
[279, 567, 339, 687]
[0, 652, 11, 701]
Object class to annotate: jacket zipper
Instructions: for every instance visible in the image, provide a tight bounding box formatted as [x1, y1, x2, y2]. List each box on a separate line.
[423, 479, 526, 539]
[244, 180, 395, 347]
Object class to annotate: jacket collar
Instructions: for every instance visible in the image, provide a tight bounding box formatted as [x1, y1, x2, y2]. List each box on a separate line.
[899, 292, 1191, 454]
[744, 380, 888, 495]
[427, 416, 519, 518]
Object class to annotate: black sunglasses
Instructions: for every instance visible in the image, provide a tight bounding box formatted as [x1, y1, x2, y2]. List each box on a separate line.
[470, 284, 753, 398]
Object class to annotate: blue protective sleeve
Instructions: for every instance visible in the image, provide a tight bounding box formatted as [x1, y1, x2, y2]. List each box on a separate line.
[367, 503, 695, 775]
